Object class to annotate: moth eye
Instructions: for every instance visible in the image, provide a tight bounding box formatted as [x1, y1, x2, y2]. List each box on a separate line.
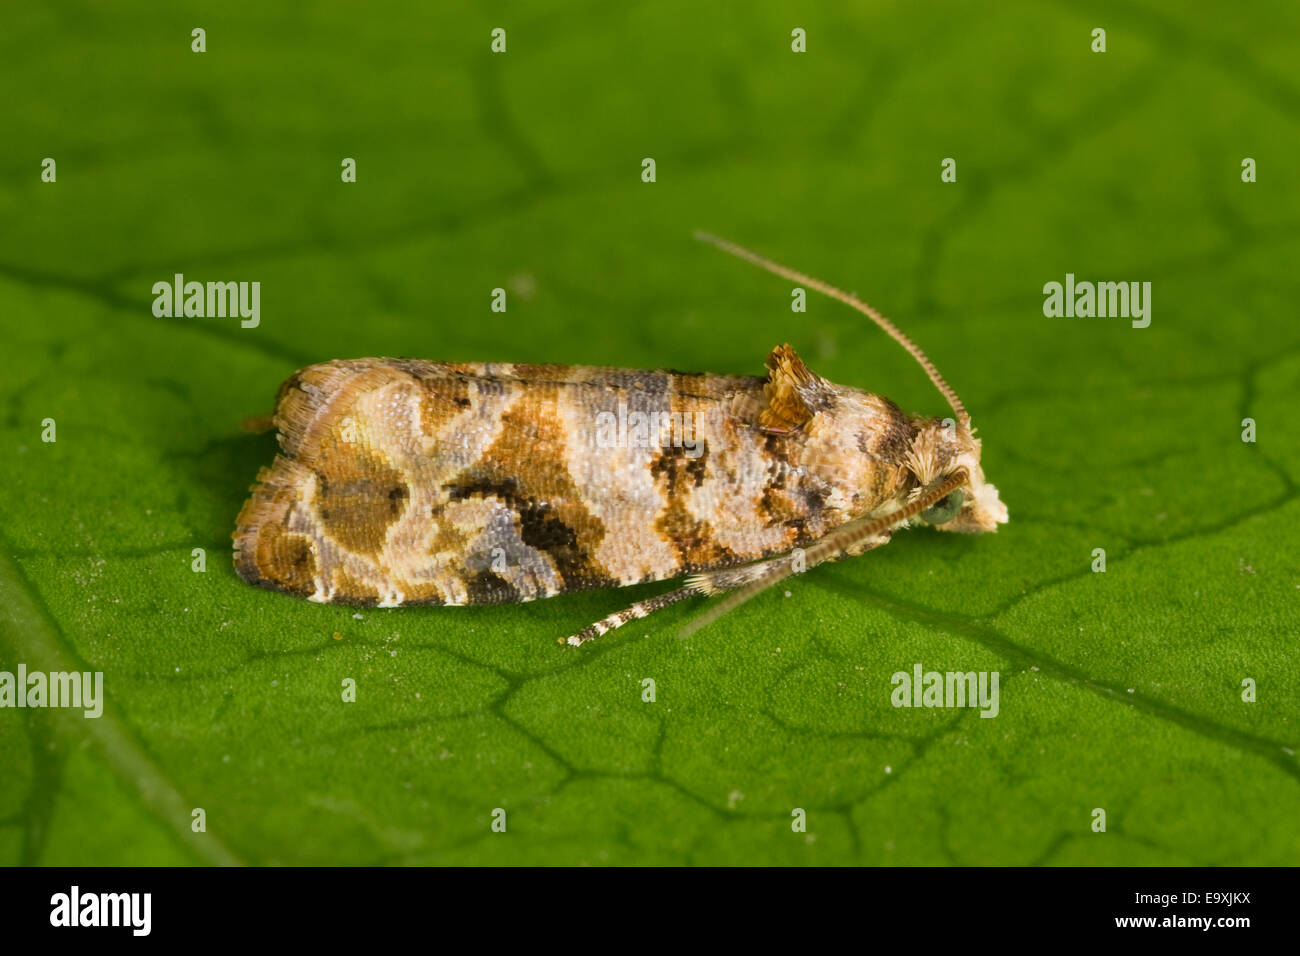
[921, 488, 964, 525]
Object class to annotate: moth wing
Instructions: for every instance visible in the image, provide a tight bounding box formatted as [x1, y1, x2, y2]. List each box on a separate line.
[235, 360, 620, 607]
[234, 360, 444, 605]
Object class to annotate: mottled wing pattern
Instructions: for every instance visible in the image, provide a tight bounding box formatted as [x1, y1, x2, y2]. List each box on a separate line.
[234, 352, 912, 606]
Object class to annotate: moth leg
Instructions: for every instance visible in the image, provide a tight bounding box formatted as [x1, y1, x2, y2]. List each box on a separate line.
[827, 529, 894, 561]
[562, 555, 798, 647]
[677, 532, 894, 639]
[562, 586, 699, 647]
[562, 532, 896, 648]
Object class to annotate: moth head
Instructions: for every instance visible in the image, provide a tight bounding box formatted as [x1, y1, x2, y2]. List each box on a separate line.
[692, 232, 1010, 534]
[907, 417, 1008, 534]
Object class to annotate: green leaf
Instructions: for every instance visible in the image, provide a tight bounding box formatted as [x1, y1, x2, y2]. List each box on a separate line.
[2, 1, 1298, 865]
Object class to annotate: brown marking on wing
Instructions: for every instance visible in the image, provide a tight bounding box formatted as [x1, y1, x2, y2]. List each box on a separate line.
[425, 516, 469, 563]
[328, 566, 382, 604]
[465, 570, 522, 604]
[444, 386, 616, 592]
[315, 435, 410, 558]
[271, 360, 411, 461]
[859, 396, 917, 504]
[419, 375, 472, 435]
[254, 525, 318, 596]
[234, 458, 315, 595]
[759, 482, 803, 526]
[649, 440, 741, 572]
[505, 362, 575, 382]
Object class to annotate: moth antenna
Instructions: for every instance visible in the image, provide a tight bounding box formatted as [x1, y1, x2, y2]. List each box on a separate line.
[694, 231, 969, 428]
[678, 468, 970, 639]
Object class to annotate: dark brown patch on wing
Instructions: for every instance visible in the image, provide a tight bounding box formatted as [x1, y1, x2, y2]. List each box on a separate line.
[759, 483, 802, 527]
[518, 501, 579, 553]
[419, 375, 473, 435]
[870, 397, 915, 462]
[648, 442, 709, 488]
[465, 570, 521, 604]
[508, 363, 574, 382]
[315, 438, 410, 557]
[650, 444, 739, 572]
[861, 398, 916, 502]
[254, 526, 318, 596]
[444, 388, 616, 592]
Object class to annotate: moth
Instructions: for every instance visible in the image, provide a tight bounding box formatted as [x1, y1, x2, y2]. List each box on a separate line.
[233, 233, 1008, 645]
